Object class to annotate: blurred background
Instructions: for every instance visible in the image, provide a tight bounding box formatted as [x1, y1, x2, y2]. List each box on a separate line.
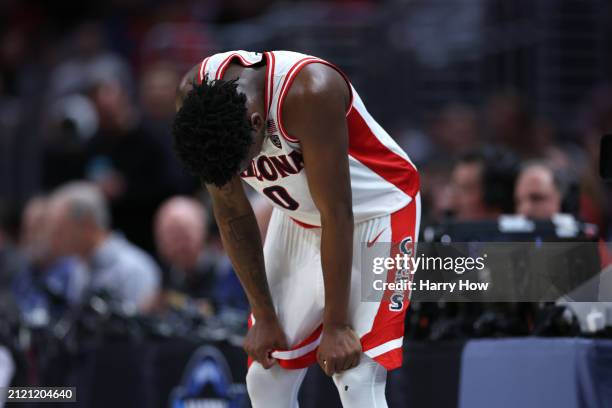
[1, 0, 612, 407]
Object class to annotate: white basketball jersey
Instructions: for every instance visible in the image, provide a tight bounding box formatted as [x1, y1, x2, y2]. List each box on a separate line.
[198, 50, 419, 226]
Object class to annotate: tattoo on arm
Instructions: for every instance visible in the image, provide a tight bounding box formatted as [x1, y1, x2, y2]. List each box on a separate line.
[218, 181, 234, 195]
[227, 213, 254, 243]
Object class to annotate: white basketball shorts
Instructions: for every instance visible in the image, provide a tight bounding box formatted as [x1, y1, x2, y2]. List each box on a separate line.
[248, 193, 421, 371]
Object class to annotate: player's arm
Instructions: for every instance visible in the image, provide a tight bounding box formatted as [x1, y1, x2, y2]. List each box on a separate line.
[206, 176, 287, 368]
[283, 64, 361, 376]
[177, 66, 275, 320]
[175, 64, 286, 368]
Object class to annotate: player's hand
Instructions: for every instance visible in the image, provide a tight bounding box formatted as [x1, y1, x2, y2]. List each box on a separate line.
[244, 314, 288, 369]
[317, 324, 362, 376]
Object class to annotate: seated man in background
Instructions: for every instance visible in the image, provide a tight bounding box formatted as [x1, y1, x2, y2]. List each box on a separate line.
[153, 196, 247, 314]
[450, 147, 518, 220]
[12, 195, 87, 321]
[514, 161, 610, 266]
[45, 182, 161, 313]
[514, 160, 578, 219]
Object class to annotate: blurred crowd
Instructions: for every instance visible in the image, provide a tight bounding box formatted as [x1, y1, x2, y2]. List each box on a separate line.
[411, 94, 611, 230]
[1, 0, 612, 381]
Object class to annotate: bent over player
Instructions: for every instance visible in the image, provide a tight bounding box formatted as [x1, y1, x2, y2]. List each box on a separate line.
[173, 50, 420, 407]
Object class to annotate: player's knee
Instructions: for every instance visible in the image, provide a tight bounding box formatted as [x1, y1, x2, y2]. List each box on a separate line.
[246, 363, 286, 399]
[333, 358, 388, 407]
[247, 363, 278, 406]
[246, 362, 269, 396]
[246, 363, 306, 408]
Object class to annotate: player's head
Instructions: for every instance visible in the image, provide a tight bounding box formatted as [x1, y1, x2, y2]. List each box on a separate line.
[173, 77, 266, 187]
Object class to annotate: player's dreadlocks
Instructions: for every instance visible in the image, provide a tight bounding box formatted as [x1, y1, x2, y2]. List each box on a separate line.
[173, 78, 253, 187]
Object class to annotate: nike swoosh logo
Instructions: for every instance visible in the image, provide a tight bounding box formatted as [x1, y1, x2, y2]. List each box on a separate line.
[367, 228, 387, 247]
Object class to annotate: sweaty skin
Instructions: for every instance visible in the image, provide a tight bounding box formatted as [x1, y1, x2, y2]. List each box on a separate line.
[177, 57, 361, 375]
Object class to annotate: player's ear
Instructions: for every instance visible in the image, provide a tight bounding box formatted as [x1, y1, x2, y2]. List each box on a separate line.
[250, 111, 265, 134]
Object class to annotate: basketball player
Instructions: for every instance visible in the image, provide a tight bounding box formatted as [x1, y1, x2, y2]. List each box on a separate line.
[173, 51, 420, 407]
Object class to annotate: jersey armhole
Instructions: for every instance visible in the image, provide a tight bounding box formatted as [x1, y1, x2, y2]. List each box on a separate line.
[276, 59, 354, 144]
[198, 57, 211, 84]
[200, 52, 274, 118]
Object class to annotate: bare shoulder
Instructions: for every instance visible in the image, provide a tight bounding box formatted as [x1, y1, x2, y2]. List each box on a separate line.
[282, 63, 351, 139]
[285, 63, 350, 107]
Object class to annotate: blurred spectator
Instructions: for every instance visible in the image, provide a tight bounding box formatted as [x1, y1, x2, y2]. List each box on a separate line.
[139, 61, 197, 194]
[514, 160, 611, 266]
[397, 103, 480, 167]
[576, 84, 612, 238]
[41, 94, 99, 189]
[515, 161, 580, 219]
[484, 92, 553, 159]
[86, 79, 182, 254]
[12, 196, 87, 323]
[154, 196, 218, 299]
[450, 147, 518, 220]
[48, 22, 132, 98]
[430, 103, 480, 159]
[576, 84, 612, 161]
[140, 61, 180, 124]
[418, 159, 455, 224]
[153, 196, 247, 313]
[45, 182, 160, 313]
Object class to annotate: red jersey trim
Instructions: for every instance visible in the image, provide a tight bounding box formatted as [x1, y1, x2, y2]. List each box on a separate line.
[214, 52, 265, 80]
[210, 51, 272, 117]
[276, 58, 354, 144]
[347, 108, 420, 198]
[290, 217, 319, 229]
[198, 57, 211, 84]
[361, 201, 417, 370]
[264, 51, 275, 118]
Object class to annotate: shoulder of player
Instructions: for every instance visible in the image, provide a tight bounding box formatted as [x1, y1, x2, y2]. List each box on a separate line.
[282, 63, 349, 138]
[284, 63, 347, 106]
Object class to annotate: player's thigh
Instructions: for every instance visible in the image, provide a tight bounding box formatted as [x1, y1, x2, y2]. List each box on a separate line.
[262, 209, 324, 346]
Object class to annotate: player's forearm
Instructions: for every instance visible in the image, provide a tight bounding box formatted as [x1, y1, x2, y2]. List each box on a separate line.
[211, 194, 276, 320]
[320, 209, 354, 327]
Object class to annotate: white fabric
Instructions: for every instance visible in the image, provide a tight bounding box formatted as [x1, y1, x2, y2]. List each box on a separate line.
[246, 362, 308, 408]
[263, 208, 392, 350]
[271, 333, 322, 360]
[332, 356, 388, 408]
[364, 337, 404, 359]
[200, 50, 418, 226]
[246, 355, 388, 408]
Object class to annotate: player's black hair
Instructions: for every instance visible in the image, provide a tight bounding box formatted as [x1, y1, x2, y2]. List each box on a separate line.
[173, 78, 253, 187]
